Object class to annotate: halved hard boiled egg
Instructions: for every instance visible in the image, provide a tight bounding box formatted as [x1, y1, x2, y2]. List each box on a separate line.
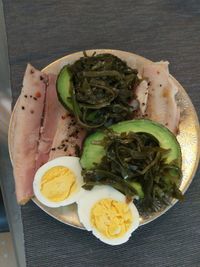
[77, 185, 139, 245]
[33, 156, 84, 208]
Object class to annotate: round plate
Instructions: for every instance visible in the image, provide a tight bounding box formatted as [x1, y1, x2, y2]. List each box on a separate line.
[9, 49, 200, 229]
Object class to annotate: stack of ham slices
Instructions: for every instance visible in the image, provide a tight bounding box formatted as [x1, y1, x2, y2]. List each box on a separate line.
[12, 64, 86, 204]
[11, 61, 180, 204]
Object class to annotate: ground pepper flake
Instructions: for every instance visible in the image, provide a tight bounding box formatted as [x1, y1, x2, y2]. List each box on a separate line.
[57, 145, 64, 149]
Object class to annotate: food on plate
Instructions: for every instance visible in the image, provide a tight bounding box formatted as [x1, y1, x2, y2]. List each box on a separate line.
[33, 156, 84, 208]
[12, 64, 48, 204]
[135, 61, 180, 134]
[10, 50, 185, 239]
[81, 119, 183, 211]
[56, 53, 140, 128]
[77, 185, 139, 245]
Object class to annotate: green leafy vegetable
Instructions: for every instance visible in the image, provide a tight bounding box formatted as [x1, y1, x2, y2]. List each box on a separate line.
[82, 130, 183, 211]
[66, 53, 140, 128]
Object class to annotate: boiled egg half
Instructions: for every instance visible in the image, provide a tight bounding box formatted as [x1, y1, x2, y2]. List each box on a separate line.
[77, 185, 139, 245]
[33, 156, 84, 208]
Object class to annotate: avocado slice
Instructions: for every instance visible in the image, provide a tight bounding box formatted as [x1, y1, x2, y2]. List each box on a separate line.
[56, 66, 73, 111]
[80, 119, 182, 170]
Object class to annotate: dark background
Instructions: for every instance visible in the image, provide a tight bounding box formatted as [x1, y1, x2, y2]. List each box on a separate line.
[3, 1, 200, 266]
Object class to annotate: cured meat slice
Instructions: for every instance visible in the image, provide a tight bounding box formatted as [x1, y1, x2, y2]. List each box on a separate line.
[49, 110, 86, 160]
[35, 74, 59, 169]
[13, 64, 47, 204]
[135, 62, 180, 134]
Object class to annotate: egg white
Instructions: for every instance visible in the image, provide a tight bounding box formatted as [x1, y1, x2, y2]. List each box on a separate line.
[33, 156, 84, 208]
[77, 185, 140, 245]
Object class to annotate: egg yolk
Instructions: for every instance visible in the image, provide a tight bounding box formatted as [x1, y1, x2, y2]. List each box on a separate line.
[40, 166, 77, 202]
[90, 198, 132, 239]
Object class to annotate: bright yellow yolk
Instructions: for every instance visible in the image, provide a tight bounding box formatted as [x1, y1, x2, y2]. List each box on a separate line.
[40, 166, 77, 202]
[90, 198, 132, 239]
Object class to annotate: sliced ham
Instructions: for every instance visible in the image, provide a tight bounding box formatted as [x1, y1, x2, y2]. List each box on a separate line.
[135, 62, 180, 134]
[13, 64, 47, 204]
[13, 65, 87, 204]
[35, 74, 59, 169]
[35, 75, 87, 161]
[49, 110, 86, 160]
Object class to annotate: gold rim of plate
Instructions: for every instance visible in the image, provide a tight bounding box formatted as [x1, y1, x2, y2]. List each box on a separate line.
[8, 49, 200, 229]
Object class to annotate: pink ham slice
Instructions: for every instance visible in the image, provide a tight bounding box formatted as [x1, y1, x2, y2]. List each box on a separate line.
[35, 74, 59, 169]
[36, 75, 86, 162]
[13, 65, 87, 204]
[49, 110, 86, 160]
[135, 62, 180, 134]
[13, 64, 47, 204]
[36, 73, 86, 164]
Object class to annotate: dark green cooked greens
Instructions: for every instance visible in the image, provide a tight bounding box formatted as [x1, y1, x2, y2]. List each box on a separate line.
[82, 130, 183, 211]
[67, 53, 140, 128]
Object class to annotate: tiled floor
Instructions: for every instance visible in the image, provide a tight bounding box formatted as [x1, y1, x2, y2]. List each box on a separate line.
[0, 232, 17, 267]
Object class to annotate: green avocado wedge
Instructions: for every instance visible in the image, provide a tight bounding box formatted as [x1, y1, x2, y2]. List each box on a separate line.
[80, 119, 182, 170]
[56, 66, 73, 111]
